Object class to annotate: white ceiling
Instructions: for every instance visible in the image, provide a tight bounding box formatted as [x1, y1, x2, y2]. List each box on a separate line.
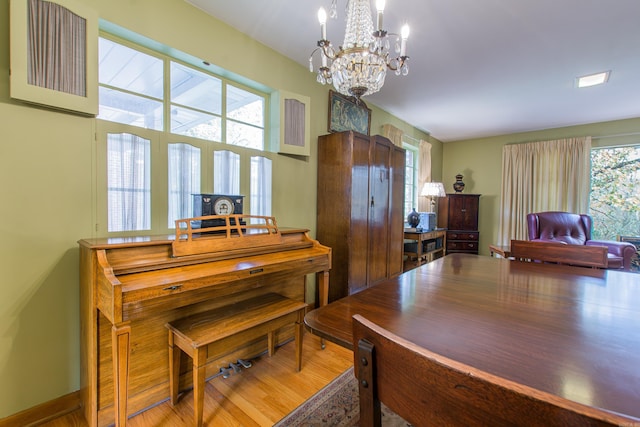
[185, 0, 640, 142]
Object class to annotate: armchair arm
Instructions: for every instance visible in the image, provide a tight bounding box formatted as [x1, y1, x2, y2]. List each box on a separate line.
[586, 240, 637, 270]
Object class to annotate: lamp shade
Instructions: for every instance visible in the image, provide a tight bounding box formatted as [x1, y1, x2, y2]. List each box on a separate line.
[420, 182, 446, 198]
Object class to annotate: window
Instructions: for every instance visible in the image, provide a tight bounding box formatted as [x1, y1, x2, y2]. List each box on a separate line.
[97, 35, 271, 234]
[226, 85, 265, 150]
[590, 145, 640, 239]
[403, 144, 418, 217]
[98, 38, 164, 130]
[170, 62, 222, 141]
[98, 36, 266, 148]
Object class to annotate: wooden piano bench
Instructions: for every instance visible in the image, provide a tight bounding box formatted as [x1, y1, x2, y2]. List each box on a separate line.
[165, 292, 308, 427]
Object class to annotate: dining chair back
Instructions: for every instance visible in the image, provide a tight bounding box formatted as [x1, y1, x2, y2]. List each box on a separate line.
[510, 239, 608, 268]
[352, 313, 629, 426]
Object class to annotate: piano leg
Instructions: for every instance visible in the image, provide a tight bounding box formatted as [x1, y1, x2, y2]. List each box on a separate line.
[316, 270, 330, 349]
[112, 322, 131, 427]
[316, 270, 329, 307]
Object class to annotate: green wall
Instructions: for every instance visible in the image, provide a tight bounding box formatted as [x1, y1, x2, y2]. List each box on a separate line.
[0, 0, 433, 417]
[441, 117, 640, 256]
[6, 0, 635, 418]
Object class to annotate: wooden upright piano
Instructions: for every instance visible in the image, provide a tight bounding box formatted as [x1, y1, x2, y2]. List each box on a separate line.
[79, 216, 331, 426]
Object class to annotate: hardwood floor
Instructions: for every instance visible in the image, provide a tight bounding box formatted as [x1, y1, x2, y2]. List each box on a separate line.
[41, 334, 353, 426]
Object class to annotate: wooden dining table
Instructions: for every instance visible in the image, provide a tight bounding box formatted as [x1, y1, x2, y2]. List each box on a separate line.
[304, 253, 640, 421]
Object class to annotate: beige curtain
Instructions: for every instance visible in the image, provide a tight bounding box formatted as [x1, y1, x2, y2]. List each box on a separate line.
[382, 124, 404, 147]
[497, 137, 591, 245]
[382, 124, 433, 211]
[417, 140, 432, 212]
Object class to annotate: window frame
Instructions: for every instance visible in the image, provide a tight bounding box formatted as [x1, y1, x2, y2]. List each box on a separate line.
[589, 144, 640, 240]
[402, 142, 419, 218]
[95, 32, 274, 236]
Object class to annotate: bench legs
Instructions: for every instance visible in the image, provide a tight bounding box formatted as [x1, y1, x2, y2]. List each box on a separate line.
[268, 331, 275, 357]
[169, 333, 207, 427]
[193, 347, 206, 427]
[169, 334, 181, 406]
[295, 312, 304, 372]
[168, 320, 304, 426]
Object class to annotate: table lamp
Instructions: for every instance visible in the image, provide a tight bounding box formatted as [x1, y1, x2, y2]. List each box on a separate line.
[420, 182, 446, 213]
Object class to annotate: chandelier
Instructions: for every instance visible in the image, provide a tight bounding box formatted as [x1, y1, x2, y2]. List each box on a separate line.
[309, 0, 410, 101]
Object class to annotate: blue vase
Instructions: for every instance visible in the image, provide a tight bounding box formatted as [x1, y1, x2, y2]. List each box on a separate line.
[407, 209, 420, 228]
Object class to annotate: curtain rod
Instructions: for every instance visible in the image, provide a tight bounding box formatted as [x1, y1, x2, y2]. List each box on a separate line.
[592, 131, 640, 140]
[404, 134, 420, 143]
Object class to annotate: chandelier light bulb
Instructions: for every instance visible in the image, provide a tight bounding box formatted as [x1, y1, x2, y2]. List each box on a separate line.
[318, 8, 327, 40]
[375, 0, 385, 31]
[401, 24, 410, 40]
[318, 7, 327, 24]
[400, 24, 410, 56]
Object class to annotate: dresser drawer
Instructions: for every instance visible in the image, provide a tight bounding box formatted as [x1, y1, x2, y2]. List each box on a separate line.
[446, 240, 479, 253]
[447, 231, 479, 241]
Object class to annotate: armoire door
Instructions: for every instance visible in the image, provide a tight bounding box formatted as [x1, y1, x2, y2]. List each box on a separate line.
[367, 136, 392, 286]
[349, 132, 373, 295]
[388, 145, 406, 277]
[448, 195, 479, 230]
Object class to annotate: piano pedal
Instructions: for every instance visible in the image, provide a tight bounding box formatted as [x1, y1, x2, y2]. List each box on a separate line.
[237, 359, 252, 369]
[219, 366, 231, 379]
[230, 362, 242, 373]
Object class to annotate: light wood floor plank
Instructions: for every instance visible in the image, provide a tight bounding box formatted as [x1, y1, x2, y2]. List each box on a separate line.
[40, 334, 353, 426]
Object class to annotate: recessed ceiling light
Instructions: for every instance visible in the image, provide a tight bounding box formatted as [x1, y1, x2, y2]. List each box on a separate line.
[577, 71, 610, 88]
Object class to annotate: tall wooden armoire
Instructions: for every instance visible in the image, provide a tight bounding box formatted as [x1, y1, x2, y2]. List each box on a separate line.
[438, 193, 481, 254]
[317, 131, 405, 303]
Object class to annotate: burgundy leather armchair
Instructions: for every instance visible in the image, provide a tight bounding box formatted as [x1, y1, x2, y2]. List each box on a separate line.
[527, 211, 636, 271]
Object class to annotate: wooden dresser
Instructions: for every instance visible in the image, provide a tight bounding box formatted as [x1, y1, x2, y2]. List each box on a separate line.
[438, 194, 481, 254]
[78, 217, 331, 427]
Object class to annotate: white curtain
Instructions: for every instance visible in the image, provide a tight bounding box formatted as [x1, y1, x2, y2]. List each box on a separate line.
[497, 137, 592, 245]
[107, 133, 150, 232]
[168, 143, 201, 227]
[213, 150, 240, 194]
[417, 139, 433, 212]
[251, 156, 272, 217]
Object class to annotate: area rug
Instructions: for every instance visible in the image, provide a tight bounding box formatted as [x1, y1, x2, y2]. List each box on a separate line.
[275, 367, 412, 426]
